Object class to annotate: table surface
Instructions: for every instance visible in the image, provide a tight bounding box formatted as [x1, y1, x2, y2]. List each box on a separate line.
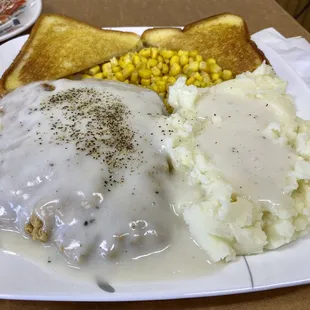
[2, 0, 310, 309]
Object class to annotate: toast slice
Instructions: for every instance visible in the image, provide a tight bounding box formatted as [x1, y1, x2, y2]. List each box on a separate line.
[142, 14, 266, 75]
[0, 14, 142, 92]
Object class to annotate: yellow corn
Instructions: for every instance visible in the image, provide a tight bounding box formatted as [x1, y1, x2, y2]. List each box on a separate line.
[115, 72, 125, 81]
[201, 81, 207, 87]
[209, 63, 222, 73]
[152, 67, 161, 77]
[194, 72, 203, 81]
[147, 58, 158, 68]
[180, 55, 189, 66]
[170, 55, 179, 65]
[199, 61, 207, 71]
[94, 72, 103, 79]
[183, 64, 189, 74]
[123, 63, 135, 79]
[162, 64, 169, 74]
[82, 74, 92, 79]
[139, 48, 151, 58]
[187, 61, 199, 73]
[89, 65, 101, 75]
[110, 57, 118, 66]
[151, 48, 158, 59]
[119, 60, 127, 69]
[169, 63, 181, 76]
[102, 62, 112, 72]
[189, 57, 195, 63]
[140, 56, 148, 63]
[164, 58, 170, 64]
[137, 62, 146, 70]
[186, 76, 195, 85]
[189, 50, 198, 57]
[211, 73, 221, 81]
[194, 80, 201, 87]
[162, 76, 169, 82]
[124, 79, 129, 84]
[158, 55, 164, 63]
[160, 50, 174, 59]
[214, 78, 223, 85]
[222, 69, 233, 80]
[157, 62, 163, 70]
[156, 80, 166, 93]
[133, 55, 140, 66]
[131, 70, 139, 83]
[112, 66, 122, 73]
[151, 84, 159, 92]
[196, 55, 203, 62]
[207, 58, 216, 65]
[141, 78, 151, 86]
[138, 69, 152, 79]
[167, 76, 177, 85]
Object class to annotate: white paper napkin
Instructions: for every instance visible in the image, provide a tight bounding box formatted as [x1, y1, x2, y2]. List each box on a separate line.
[252, 28, 310, 119]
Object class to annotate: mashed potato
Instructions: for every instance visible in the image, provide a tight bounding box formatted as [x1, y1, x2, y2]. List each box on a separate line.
[166, 64, 310, 263]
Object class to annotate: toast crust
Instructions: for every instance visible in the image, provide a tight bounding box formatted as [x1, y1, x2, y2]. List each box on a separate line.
[0, 14, 142, 92]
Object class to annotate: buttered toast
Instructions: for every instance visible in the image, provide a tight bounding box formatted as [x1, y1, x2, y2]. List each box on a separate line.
[0, 14, 142, 92]
[141, 14, 265, 75]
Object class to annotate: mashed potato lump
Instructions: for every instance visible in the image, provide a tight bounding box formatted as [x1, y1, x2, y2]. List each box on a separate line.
[166, 64, 310, 263]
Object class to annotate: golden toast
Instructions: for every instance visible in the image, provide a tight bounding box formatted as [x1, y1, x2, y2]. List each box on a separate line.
[141, 13, 266, 75]
[0, 14, 142, 93]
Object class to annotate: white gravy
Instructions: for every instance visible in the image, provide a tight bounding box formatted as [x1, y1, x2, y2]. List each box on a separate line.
[196, 92, 296, 209]
[0, 80, 213, 286]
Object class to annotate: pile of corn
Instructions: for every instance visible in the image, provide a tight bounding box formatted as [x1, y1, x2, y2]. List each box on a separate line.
[82, 48, 233, 105]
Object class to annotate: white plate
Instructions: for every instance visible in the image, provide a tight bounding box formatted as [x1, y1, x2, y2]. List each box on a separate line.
[1, 27, 310, 302]
[0, 0, 42, 43]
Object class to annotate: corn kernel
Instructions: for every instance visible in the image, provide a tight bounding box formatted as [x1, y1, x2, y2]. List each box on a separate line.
[187, 61, 199, 73]
[102, 62, 112, 72]
[207, 58, 216, 65]
[89, 65, 101, 75]
[133, 55, 140, 66]
[152, 67, 161, 77]
[157, 80, 166, 93]
[189, 50, 198, 57]
[160, 50, 174, 59]
[199, 61, 207, 71]
[194, 72, 203, 81]
[162, 76, 169, 82]
[183, 64, 189, 74]
[201, 82, 207, 87]
[124, 79, 129, 84]
[115, 72, 125, 81]
[214, 78, 223, 85]
[123, 63, 135, 79]
[112, 66, 122, 73]
[189, 57, 195, 63]
[222, 69, 233, 80]
[162, 64, 169, 74]
[202, 74, 211, 83]
[196, 55, 203, 62]
[180, 55, 189, 66]
[186, 76, 195, 85]
[82, 74, 92, 79]
[140, 56, 148, 63]
[147, 58, 158, 68]
[170, 55, 179, 65]
[119, 60, 126, 69]
[194, 80, 201, 87]
[151, 48, 158, 59]
[164, 58, 170, 64]
[139, 48, 151, 58]
[110, 57, 118, 66]
[157, 62, 163, 70]
[111, 76, 118, 81]
[141, 78, 151, 86]
[137, 62, 146, 70]
[94, 72, 103, 79]
[167, 76, 177, 84]
[151, 76, 161, 83]
[151, 84, 159, 92]
[177, 50, 184, 57]
[131, 70, 139, 83]
[209, 63, 222, 73]
[169, 63, 181, 76]
[158, 55, 164, 63]
[211, 73, 221, 81]
[138, 69, 152, 79]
